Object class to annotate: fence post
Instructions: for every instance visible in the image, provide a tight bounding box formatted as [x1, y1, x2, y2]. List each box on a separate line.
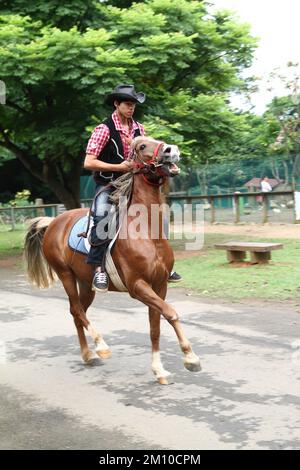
[293, 191, 300, 223]
[262, 194, 269, 224]
[10, 206, 16, 230]
[234, 193, 240, 224]
[35, 198, 45, 216]
[209, 196, 215, 224]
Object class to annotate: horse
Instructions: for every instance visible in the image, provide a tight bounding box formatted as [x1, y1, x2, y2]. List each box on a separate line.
[24, 136, 201, 385]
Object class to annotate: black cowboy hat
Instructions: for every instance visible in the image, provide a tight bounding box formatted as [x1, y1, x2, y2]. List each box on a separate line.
[105, 84, 146, 105]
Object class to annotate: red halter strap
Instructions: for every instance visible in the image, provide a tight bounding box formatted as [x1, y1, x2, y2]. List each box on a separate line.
[154, 142, 164, 158]
[132, 141, 166, 186]
[147, 141, 164, 165]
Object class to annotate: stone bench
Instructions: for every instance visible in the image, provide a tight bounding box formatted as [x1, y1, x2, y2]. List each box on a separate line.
[214, 241, 283, 264]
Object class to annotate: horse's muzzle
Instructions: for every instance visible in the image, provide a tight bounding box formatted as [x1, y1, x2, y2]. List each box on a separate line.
[162, 144, 180, 161]
[162, 144, 180, 176]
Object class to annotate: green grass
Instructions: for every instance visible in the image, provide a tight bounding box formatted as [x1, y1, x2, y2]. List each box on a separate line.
[0, 227, 25, 257]
[1, 227, 300, 301]
[170, 233, 300, 301]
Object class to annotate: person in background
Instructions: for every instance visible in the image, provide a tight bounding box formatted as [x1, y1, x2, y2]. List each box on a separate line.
[260, 176, 272, 193]
[260, 176, 272, 211]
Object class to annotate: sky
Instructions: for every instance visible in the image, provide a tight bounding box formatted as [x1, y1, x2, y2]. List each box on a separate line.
[210, 0, 300, 114]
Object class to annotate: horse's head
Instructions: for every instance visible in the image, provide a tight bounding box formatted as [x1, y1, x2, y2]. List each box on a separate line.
[130, 136, 180, 178]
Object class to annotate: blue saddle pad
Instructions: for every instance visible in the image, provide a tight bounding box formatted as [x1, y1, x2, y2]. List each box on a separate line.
[68, 215, 91, 255]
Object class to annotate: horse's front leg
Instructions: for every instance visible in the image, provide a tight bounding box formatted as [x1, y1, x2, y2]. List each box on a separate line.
[149, 307, 171, 385]
[133, 280, 201, 377]
[169, 319, 202, 372]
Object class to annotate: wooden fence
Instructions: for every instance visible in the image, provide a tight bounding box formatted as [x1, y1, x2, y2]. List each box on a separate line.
[168, 190, 296, 224]
[0, 190, 297, 230]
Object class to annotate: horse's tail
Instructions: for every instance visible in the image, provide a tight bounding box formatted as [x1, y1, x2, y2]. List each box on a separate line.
[24, 217, 57, 289]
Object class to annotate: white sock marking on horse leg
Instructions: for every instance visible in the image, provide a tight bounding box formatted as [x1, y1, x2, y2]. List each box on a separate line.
[183, 348, 201, 372]
[184, 350, 200, 365]
[82, 349, 97, 363]
[87, 325, 102, 344]
[87, 326, 109, 351]
[151, 351, 170, 378]
[95, 338, 109, 352]
[88, 325, 110, 357]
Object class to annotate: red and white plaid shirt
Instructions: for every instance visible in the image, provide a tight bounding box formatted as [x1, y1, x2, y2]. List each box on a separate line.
[86, 111, 145, 160]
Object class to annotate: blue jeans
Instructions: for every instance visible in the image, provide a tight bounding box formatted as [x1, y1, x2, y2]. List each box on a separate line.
[86, 184, 114, 267]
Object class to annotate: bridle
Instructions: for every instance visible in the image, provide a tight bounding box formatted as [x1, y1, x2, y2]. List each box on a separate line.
[131, 141, 167, 187]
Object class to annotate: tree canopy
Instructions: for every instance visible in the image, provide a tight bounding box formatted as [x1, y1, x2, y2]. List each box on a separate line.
[0, 0, 257, 207]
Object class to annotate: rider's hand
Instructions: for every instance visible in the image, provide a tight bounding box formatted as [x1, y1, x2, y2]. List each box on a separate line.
[119, 160, 134, 172]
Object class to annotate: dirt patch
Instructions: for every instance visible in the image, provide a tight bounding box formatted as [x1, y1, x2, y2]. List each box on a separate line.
[174, 250, 206, 260]
[171, 222, 300, 239]
[0, 253, 22, 269]
[203, 223, 300, 239]
[168, 286, 300, 312]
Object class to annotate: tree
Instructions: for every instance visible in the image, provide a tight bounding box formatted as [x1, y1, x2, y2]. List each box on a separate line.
[0, 147, 14, 167]
[0, 0, 257, 207]
[0, 12, 136, 207]
[259, 63, 300, 184]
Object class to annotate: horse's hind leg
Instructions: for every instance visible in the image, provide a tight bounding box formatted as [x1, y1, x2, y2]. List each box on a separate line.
[78, 280, 111, 359]
[57, 270, 97, 362]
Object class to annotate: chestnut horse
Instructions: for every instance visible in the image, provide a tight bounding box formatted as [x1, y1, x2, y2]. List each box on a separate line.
[24, 136, 201, 384]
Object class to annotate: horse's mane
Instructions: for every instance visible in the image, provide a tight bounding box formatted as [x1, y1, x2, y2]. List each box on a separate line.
[110, 136, 157, 205]
[110, 172, 134, 206]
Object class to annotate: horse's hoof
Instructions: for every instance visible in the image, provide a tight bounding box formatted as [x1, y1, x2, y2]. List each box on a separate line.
[184, 359, 202, 372]
[157, 377, 169, 385]
[82, 351, 98, 363]
[96, 348, 112, 359]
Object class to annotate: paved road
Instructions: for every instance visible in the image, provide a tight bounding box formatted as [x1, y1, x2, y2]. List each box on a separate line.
[1, 268, 300, 449]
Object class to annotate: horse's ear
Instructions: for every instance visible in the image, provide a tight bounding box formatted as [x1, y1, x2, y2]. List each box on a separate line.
[129, 136, 139, 159]
[130, 136, 144, 159]
[130, 137, 137, 151]
[130, 136, 142, 151]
